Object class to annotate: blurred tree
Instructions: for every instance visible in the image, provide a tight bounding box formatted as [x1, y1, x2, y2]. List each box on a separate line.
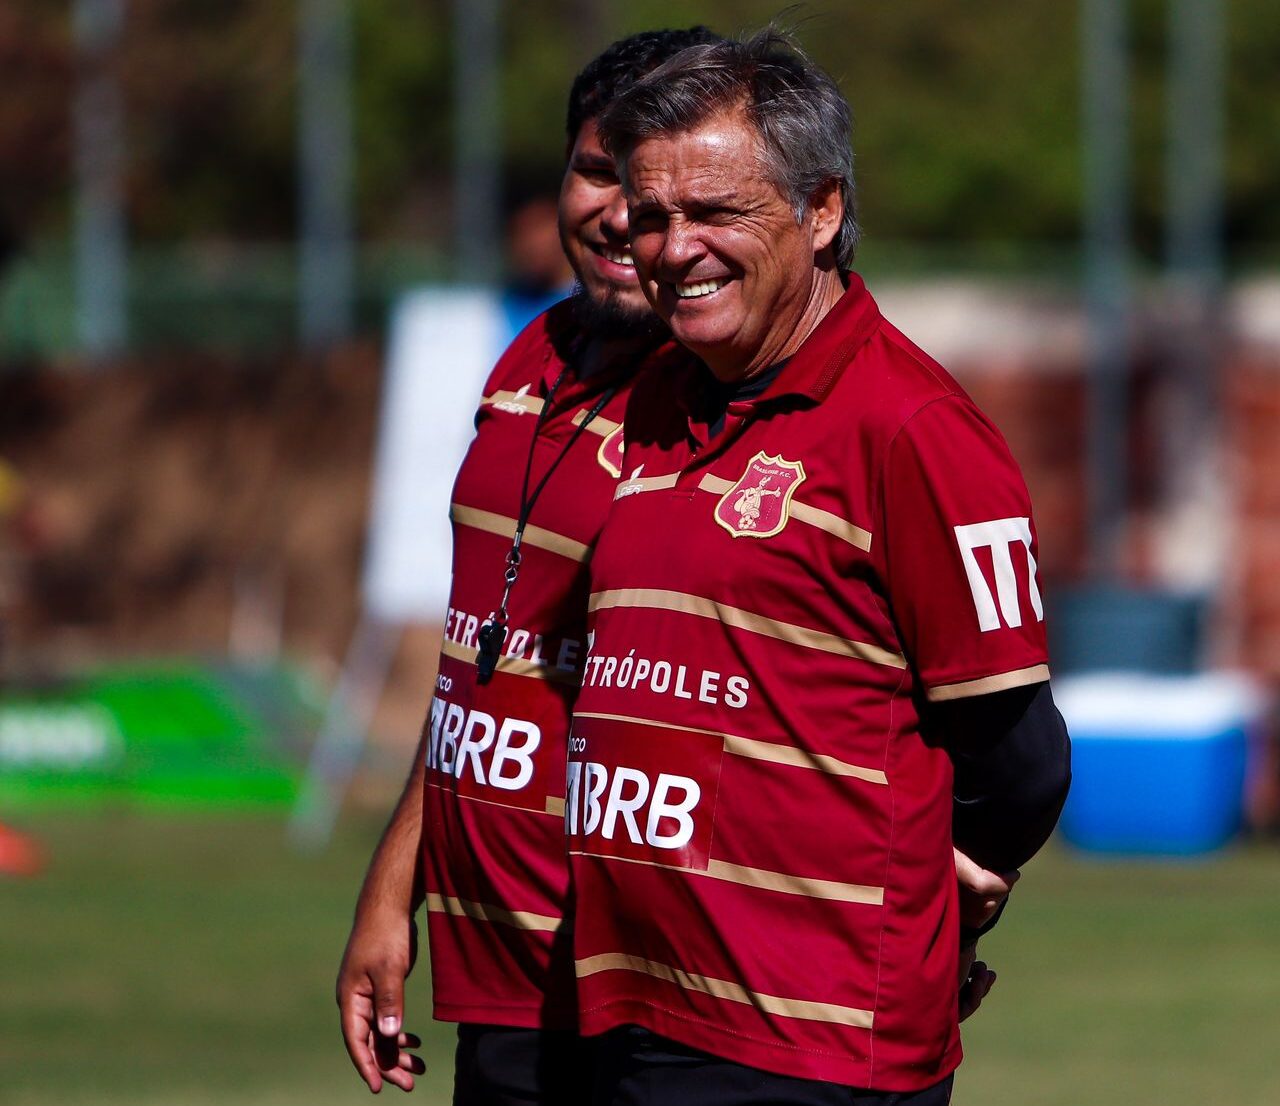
[2, 0, 1278, 263]
[0, 1, 72, 248]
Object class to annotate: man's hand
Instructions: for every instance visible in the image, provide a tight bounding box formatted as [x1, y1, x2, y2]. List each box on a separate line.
[953, 846, 1018, 930]
[953, 848, 1015, 1022]
[958, 944, 996, 1022]
[337, 912, 425, 1093]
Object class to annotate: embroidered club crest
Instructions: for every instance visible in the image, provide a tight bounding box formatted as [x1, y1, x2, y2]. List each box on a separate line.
[597, 426, 624, 478]
[714, 452, 806, 539]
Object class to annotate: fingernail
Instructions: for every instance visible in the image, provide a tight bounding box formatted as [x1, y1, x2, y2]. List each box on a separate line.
[380, 1016, 399, 1035]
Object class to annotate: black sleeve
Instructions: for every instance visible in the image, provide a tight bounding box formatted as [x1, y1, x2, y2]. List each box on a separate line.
[933, 681, 1072, 875]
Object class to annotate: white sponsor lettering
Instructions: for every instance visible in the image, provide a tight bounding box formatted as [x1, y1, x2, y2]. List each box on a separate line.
[582, 650, 751, 710]
[427, 696, 541, 793]
[567, 760, 701, 851]
[0, 705, 124, 768]
[953, 517, 1044, 632]
[443, 606, 582, 675]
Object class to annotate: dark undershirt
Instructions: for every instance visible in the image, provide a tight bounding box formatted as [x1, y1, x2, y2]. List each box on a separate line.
[938, 681, 1071, 876]
[703, 360, 787, 439]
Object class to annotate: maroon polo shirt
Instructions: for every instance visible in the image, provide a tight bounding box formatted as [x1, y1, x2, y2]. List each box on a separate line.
[421, 301, 683, 1029]
[567, 275, 1049, 1088]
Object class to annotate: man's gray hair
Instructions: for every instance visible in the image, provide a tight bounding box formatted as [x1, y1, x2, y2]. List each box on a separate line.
[596, 28, 860, 268]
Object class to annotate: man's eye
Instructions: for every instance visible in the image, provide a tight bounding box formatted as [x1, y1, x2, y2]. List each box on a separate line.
[578, 168, 617, 185]
[701, 208, 738, 225]
[630, 211, 666, 233]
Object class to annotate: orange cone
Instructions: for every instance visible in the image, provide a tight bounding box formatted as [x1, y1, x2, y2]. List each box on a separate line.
[0, 821, 43, 877]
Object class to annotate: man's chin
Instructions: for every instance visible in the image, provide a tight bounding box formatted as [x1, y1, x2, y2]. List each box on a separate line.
[570, 284, 668, 342]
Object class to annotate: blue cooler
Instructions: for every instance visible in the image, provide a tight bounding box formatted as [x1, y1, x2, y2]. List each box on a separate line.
[1054, 672, 1263, 856]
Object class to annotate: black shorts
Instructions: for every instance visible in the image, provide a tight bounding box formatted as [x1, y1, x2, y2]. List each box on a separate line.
[453, 1023, 597, 1106]
[592, 1025, 954, 1106]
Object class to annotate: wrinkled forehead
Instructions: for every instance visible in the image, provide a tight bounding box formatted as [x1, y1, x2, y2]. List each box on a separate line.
[619, 110, 776, 203]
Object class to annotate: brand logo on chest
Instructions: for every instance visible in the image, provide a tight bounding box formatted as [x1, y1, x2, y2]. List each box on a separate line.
[714, 452, 806, 539]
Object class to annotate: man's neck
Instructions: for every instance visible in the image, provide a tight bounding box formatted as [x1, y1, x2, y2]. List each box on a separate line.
[575, 332, 655, 380]
[705, 264, 846, 384]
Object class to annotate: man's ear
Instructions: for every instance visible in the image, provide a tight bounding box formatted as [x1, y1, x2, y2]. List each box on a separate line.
[809, 178, 844, 255]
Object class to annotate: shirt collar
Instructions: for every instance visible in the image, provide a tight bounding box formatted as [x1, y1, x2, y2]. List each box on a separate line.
[748, 272, 881, 407]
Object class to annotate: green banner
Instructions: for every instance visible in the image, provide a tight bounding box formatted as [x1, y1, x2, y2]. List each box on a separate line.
[0, 664, 320, 809]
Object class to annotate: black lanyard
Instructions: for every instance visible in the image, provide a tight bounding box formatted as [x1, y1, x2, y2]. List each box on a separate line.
[476, 367, 617, 683]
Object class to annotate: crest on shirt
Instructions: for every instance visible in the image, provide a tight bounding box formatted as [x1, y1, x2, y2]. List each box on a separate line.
[597, 426, 624, 479]
[714, 452, 806, 539]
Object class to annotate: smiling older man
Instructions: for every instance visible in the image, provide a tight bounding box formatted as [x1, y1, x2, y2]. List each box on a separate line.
[565, 30, 1070, 1106]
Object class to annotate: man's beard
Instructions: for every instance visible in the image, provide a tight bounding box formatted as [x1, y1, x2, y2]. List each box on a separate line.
[569, 282, 668, 343]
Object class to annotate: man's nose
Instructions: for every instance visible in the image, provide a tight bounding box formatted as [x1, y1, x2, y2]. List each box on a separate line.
[660, 219, 704, 271]
[601, 189, 629, 241]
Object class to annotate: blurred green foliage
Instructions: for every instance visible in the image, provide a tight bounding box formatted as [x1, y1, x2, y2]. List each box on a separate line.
[2, 0, 1279, 262]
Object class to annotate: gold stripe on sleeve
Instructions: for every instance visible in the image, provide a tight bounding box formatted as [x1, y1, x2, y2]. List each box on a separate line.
[927, 664, 1051, 702]
[588, 589, 906, 669]
[696, 475, 872, 552]
[440, 639, 582, 686]
[574, 953, 874, 1029]
[450, 504, 590, 562]
[425, 893, 561, 932]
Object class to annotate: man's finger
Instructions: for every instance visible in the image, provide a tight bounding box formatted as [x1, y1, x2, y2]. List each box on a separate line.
[396, 1052, 427, 1075]
[953, 848, 1019, 897]
[339, 1004, 383, 1093]
[959, 962, 997, 1022]
[379, 1062, 416, 1093]
[373, 1027, 401, 1073]
[374, 976, 404, 1039]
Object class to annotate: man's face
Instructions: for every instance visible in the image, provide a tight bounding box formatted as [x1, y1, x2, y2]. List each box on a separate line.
[558, 119, 651, 329]
[623, 109, 835, 380]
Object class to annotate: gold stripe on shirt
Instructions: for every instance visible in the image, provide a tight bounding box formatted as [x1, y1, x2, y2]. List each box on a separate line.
[704, 859, 884, 905]
[927, 663, 1051, 702]
[450, 504, 590, 562]
[573, 713, 887, 787]
[567, 849, 883, 906]
[573, 711, 727, 738]
[572, 410, 623, 437]
[425, 893, 561, 932]
[614, 472, 680, 499]
[575, 953, 875, 1029]
[482, 389, 544, 415]
[545, 796, 566, 817]
[722, 734, 888, 786]
[696, 475, 873, 552]
[588, 589, 907, 669]
[440, 638, 582, 686]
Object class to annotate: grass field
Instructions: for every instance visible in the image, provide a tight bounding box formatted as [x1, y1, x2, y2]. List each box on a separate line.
[3, 811, 1279, 1105]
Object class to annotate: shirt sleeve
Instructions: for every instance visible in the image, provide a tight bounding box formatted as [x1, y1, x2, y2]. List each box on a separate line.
[878, 395, 1050, 701]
